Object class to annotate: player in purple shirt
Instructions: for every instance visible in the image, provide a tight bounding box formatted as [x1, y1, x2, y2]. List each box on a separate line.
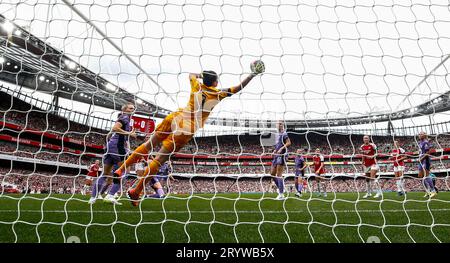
[418, 131, 437, 198]
[294, 148, 308, 197]
[89, 103, 137, 205]
[270, 121, 291, 200]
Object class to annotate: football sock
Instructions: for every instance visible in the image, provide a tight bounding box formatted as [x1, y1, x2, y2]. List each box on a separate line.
[278, 177, 284, 194]
[296, 182, 303, 193]
[396, 179, 402, 192]
[108, 182, 121, 196]
[115, 144, 149, 176]
[100, 180, 110, 194]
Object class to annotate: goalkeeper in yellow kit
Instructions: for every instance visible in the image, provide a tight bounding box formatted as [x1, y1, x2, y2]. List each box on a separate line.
[112, 61, 265, 206]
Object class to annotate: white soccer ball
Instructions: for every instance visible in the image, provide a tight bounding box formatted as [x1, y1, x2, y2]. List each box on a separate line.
[250, 60, 265, 75]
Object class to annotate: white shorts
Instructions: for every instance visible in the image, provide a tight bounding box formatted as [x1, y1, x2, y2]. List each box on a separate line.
[85, 176, 93, 181]
[393, 166, 405, 172]
[364, 164, 379, 173]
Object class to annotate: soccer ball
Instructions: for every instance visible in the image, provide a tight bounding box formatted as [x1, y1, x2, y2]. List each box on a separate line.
[250, 60, 265, 75]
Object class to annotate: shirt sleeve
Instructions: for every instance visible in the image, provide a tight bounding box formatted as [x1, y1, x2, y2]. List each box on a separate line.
[218, 86, 240, 99]
[283, 133, 289, 142]
[320, 155, 324, 162]
[118, 114, 129, 128]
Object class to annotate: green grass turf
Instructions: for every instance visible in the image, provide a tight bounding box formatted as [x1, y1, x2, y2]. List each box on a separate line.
[0, 192, 449, 243]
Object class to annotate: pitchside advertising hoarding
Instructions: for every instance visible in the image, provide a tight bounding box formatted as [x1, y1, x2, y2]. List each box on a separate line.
[130, 115, 155, 134]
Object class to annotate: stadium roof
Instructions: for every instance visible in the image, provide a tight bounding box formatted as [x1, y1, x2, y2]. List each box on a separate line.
[209, 85, 450, 129]
[0, 14, 171, 118]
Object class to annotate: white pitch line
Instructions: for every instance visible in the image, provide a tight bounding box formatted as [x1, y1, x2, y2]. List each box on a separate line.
[1, 208, 450, 214]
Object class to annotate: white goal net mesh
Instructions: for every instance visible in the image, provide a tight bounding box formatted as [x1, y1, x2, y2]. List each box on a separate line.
[0, 0, 449, 243]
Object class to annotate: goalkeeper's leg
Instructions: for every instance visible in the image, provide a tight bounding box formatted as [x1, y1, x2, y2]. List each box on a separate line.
[113, 112, 180, 179]
[126, 147, 171, 204]
[114, 134, 163, 178]
[127, 133, 192, 205]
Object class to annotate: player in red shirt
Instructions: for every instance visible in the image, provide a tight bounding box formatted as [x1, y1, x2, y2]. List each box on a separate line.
[360, 135, 380, 198]
[312, 148, 327, 197]
[391, 140, 407, 196]
[82, 160, 101, 195]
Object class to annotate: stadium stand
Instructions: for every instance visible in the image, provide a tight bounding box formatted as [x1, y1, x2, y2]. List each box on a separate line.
[1, 86, 450, 195]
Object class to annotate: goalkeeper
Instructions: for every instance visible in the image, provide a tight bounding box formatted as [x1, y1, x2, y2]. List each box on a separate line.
[109, 61, 265, 206]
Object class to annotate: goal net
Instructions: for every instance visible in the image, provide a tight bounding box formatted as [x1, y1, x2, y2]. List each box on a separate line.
[0, 0, 449, 243]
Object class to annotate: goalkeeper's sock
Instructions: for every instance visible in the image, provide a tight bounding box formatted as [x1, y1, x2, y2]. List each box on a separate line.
[317, 182, 321, 193]
[91, 176, 106, 198]
[133, 159, 162, 195]
[115, 144, 149, 177]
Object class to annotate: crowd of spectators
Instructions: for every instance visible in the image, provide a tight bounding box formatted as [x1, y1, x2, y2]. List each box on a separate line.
[161, 176, 450, 194]
[2, 166, 448, 195]
[2, 96, 450, 157]
[179, 134, 450, 156]
[172, 160, 450, 175]
[0, 142, 95, 166]
[0, 167, 85, 194]
[3, 110, 107, 144]
[2, 92, 450, 197]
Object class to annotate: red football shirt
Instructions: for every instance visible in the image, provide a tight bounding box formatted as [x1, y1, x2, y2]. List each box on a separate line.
[87, 163, 100, 177]
[360, 143, 377, 167]
[391, 148, 406, 167]
[312, 154, 325, 174]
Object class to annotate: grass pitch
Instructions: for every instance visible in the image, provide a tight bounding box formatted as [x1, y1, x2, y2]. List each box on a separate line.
[0, 192, 449, 243]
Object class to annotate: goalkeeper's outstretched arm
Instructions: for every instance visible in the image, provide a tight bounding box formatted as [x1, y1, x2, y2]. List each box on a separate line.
[224, 60, 265, 96]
